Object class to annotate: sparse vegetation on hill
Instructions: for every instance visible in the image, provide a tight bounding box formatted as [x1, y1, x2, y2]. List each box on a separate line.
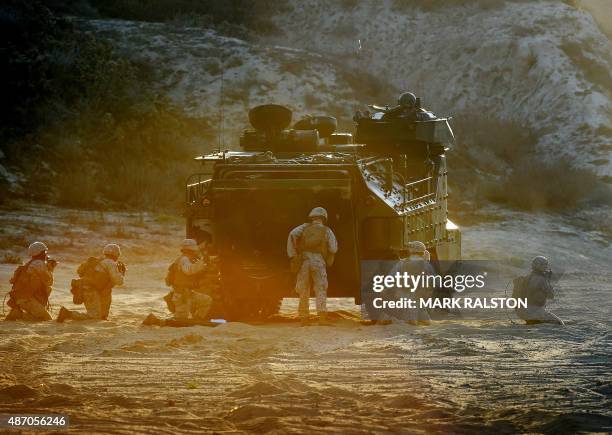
[1, 0, 609, 213]
[46, 0, 289, 39]
[0, 0, 212, 209]
[450, 113, 609, 211]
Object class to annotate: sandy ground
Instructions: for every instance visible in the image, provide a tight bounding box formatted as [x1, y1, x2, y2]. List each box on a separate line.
[0, 203, 610, 434]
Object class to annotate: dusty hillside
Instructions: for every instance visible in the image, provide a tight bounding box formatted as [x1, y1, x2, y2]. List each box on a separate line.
[2, 0, 610, 209]
[582, 0, 612, 40]
[83, 18, 384, 143]
[86, 1, 612, 176]
[270, 0, 612, 175]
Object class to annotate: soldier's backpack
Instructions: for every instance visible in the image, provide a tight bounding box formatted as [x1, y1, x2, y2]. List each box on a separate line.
[300, 223, 327, 254]
[299, 223, 334, 267]
[165, 259, 179, 287]
[70, 279, 84, 305]
[7, 260, 34, 308]
[72, 257, 107, 303]
[512, 275, 530, 299]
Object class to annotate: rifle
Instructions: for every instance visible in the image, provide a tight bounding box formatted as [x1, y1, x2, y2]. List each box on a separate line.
[47, 257, 58, 270]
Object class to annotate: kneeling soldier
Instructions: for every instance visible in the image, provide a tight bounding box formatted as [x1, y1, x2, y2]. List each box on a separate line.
[5, 242, 56, 321]
[514, 256, 564, 326]
[164, 239, 213, 322]
[57, 244, 125, 322]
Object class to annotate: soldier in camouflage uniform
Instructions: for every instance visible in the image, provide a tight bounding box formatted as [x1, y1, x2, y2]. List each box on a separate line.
[57, 244, 125, 322]
[143, 239, 216, 327]
[165, 239, 213, 321]
[515, 256, 564, 325]
[397, 241, 434, 326]
[287, 207, 338, 326]
[5, 242, 56, 321]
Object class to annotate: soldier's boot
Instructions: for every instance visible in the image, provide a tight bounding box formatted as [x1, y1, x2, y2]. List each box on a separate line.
[56, 306, 72, 323]
[360, 319, 377, 326]
[4, 308, 23, 321]
[142, 313, 165, 326]
[318, 312, 331, 326]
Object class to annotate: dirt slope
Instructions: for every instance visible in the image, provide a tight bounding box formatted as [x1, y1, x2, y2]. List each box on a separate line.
[270, 0, 612, 174]
[582, 0, 612, 40]
[85, 1, 612, 174]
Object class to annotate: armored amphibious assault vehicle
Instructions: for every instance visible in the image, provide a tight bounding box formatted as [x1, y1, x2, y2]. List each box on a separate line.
[185, 94, 461, 319]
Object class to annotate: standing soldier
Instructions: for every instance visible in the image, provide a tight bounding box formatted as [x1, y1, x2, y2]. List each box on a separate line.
[287, 207, 338, 326]
[57, 244, 125, 322]
[5, 242, 56, 321]
[514, 256, 564, 325]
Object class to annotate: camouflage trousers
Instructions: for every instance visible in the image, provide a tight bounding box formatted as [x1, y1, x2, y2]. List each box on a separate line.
[172, 289, 212, 321]
[398, 288, 431, 323]
[516, 306, 564, 325]
[63, 288, 107, 320]
[295, 254, 328, 318]
[5, 298, 51, 321]
[99, 290, 112, 320]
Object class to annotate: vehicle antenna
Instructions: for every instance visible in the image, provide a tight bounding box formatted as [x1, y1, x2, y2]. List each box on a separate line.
[218, 66, 225, 153]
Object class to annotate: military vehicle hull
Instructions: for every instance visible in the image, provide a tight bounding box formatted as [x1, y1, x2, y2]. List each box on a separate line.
[186, 153, 460, 319]
[185, 101, 460, 319]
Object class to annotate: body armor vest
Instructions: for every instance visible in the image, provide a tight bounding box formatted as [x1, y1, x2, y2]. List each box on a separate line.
[9, 260, 49, 304]
[299, 223, 328, 256]
[78, 257, 110, 292]
[172, 256, 203, 290]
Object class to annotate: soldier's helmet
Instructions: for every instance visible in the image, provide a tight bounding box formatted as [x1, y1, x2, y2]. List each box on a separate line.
[409, 241, 426, 256]
[103, 243, 121, 258]
[181, 239, 199, 252]
[531, 256, 550, 273]
[28, 241, 48, 257]
[308, 207, 328, 221]
[398, 92, 417, 108]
